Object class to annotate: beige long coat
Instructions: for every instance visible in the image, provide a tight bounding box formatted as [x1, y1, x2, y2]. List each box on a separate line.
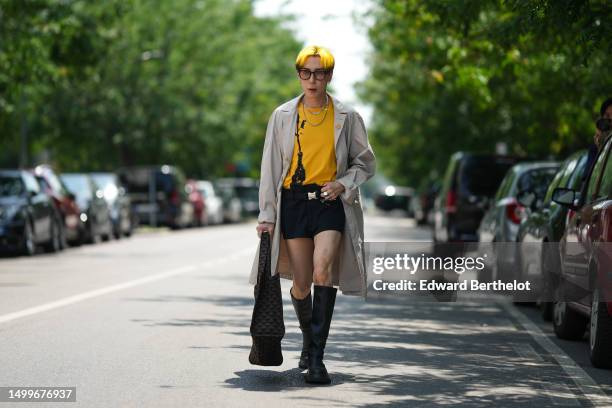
[249, 92, 376, 297]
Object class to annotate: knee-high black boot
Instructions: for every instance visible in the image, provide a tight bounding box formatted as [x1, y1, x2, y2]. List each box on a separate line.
[291, 288, 312, 370]
[305, 285, 337, 384]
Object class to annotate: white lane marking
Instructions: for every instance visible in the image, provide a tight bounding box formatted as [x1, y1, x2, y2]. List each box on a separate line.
[512, 342, 582, 406]
[0, 246, 256, 325]
[512, 342, 545, 363]
[501, 302, 612, 407]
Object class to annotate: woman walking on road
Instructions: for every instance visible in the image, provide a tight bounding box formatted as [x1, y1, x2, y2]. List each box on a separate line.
[250, 45, 376, 384]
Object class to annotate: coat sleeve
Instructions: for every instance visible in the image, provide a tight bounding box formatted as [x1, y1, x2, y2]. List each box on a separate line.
[258, 109, 283, 224]
[336, 111, 376, 203]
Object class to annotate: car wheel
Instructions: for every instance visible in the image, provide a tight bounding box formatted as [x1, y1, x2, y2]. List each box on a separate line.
[589, 285, 612, 368]
[553, 301, 587, 340]
[124, 219, 133, 237]
[21, 221, 35, 256]
[44, 219, 62, 253]
[101, 221, 112, 242]
[87, 222, 100, 244]
[114, 221, 121, 240]
[58, 222, 68, 250]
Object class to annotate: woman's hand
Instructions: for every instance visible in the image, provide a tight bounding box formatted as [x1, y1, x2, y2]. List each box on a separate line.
[321, 181, 346, 201]
[256, 222, 275, 238]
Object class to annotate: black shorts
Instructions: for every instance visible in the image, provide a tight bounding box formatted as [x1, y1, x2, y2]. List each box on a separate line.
[281, 183, 345, 239]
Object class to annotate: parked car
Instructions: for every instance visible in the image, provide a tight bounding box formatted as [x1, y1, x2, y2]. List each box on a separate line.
[186, 179, 206, 226]
[515, 151, 589, 318]
[0, 169, 62, 255]
[90, 172, 134, 238]
[118, 165, 194, 229]
[374, 185, 414, 216]
[479, 162, 560, 242]
[551, 134, 612, 368]
[33, 164, 82, 246]
[60, 173, 113, 243]
[214, 181, 243, 223]
[195, 180, 224, 225]
[478, 161, 559, 282]
[433, 152, 521, 244]
[215, 177, 259, 218]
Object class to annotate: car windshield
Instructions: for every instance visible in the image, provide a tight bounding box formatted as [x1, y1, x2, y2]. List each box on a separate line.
[567, 154, 589, 190]
[61, 175, 92, 200]
[156, 173, 177, 193]
[517, 167, 559, 197]
[235, 186, 258, 200]
[45, 171, 68, 195]
[91, 174, 115, 190]
[91, 173, 120, 201]
[197, 182, 213, 198]
[120, 169, 178, 194]
[0, 176, 24, 197]
[459, 157, 517, 197]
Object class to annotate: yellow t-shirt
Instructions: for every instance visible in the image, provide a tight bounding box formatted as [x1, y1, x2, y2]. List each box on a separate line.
[282, 99, 337, 188]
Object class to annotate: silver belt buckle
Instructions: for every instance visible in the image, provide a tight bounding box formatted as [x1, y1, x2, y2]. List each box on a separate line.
[307, 191, 317, 200]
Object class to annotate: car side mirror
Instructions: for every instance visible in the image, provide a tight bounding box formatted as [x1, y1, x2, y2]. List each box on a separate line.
[552, 188, 578, 210]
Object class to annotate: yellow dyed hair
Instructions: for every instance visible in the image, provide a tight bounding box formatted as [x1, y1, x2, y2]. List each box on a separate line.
[295, 45, 335, 70]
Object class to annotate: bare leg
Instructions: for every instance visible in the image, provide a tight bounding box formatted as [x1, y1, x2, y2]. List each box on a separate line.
[306, 229, 342, 384]
[312, 230, 342, 286]
[285, 238, 314, 299]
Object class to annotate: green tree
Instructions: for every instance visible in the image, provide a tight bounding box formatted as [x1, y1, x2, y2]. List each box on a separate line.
[359, 0, 612, 189]
[1, 0, 302, 180]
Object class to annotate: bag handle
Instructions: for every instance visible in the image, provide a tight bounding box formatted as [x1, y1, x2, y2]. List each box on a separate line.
[256, 231, 271, 287]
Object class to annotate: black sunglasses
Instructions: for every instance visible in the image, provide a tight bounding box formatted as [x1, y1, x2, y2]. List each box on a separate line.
[297, 68, 331, 81]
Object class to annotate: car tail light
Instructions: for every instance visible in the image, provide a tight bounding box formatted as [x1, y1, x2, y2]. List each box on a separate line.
[445, 190, 457, 214]
[506, 201, 523, 224]
[170, 190, 180, 205]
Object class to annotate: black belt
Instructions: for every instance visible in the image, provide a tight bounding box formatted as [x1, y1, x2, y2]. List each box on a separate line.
[282, 184, 334, 201]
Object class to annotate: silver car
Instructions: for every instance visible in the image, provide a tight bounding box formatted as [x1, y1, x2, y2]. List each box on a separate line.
[478, 162, 560, 281]
[195, 180, 224, 225]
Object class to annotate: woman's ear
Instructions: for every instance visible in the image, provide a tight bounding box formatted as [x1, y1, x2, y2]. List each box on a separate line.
[326, 70, 333, 83]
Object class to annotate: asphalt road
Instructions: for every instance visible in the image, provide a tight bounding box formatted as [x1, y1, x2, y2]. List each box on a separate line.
[1, 212, 611, 407]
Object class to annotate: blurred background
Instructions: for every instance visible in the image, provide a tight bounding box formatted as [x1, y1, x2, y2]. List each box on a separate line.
[2, 0, 611, 182]
[1, 0, 611, 251]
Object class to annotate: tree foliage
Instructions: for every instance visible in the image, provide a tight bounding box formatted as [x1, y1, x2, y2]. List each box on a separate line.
[359, 0, 612, 188]
[0, 0, 302, 178]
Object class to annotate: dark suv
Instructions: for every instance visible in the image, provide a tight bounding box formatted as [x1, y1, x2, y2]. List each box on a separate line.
[433, 152, 521, 243]
[118, 165, 194, 229]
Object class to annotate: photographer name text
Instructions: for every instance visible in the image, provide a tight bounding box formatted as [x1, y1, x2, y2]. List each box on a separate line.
[372, 279, 531, 291]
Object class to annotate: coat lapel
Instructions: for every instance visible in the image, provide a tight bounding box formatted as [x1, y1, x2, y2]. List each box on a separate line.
[330, 94, 348, 152]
